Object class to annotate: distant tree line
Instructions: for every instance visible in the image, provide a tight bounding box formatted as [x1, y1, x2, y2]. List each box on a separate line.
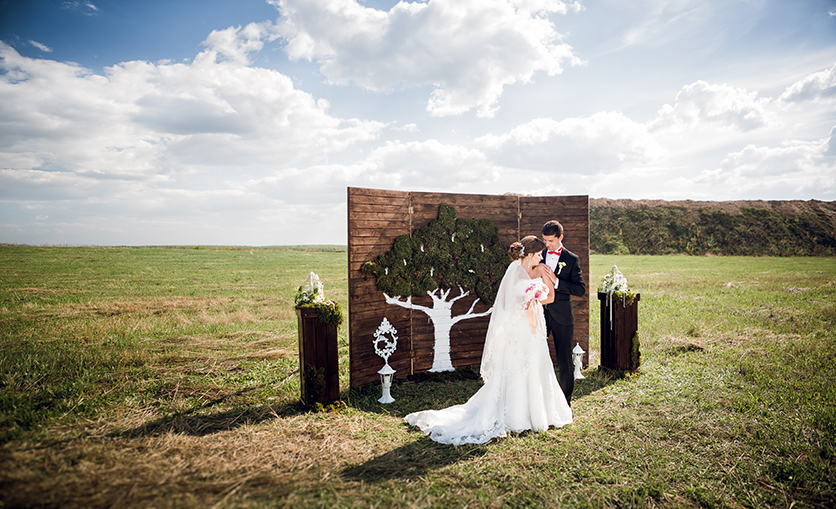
[590, 205, 836, 256]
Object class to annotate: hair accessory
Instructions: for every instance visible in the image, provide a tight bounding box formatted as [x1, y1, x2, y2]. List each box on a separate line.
[520, 245, 525, 256]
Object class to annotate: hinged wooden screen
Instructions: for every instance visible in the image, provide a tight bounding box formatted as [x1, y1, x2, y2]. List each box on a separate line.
[348, 187, 589, 388]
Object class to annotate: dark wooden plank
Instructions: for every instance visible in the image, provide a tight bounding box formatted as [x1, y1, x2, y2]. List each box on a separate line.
[349, 187, 410, 200]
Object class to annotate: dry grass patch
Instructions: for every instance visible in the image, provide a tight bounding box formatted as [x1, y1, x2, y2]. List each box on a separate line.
[1, 409, 413, 509]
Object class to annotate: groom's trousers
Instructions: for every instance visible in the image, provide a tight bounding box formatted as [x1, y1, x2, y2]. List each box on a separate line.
[546, 318, 575, 406]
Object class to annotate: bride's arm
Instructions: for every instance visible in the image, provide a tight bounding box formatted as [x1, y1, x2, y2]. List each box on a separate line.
[532, 265, 556, 304]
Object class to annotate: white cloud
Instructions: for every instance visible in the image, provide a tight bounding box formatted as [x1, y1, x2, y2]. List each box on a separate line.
[0, 42, 383, 179]
[0, 39, 386, 245]
[696, 130, 836, 196]
[28, 40, 53, 53]
[393, 123, 418, 132]
[476, 112, 666, 173]
[62, 2, 99, 16]
[201, 21, 280, 66]
[779, 63, 836, 103]
[650, 80, 775, 133]
[620, 0, 711, 48]
[271, 0, 583, 117]
[242, 139, 500, 200]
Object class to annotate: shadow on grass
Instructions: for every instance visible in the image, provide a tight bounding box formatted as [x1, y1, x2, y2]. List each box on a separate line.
[347, 365, 628, 416]
[573, 365, 635, 401]
[109, 397, 305, 438]
[345, 367, 484, 417]
[341, 435, 489, 482]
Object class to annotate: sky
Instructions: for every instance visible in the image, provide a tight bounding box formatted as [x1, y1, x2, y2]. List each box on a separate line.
[1, 0, 835, 246]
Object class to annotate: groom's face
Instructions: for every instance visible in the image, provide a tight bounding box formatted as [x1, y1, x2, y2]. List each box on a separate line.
[542, 234, 563, 251]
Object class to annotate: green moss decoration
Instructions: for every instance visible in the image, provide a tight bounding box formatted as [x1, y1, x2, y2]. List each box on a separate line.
[361, 203, 507, 304]
[309, 400, 347, 413]
[630, 331, 641, 371]
[295, 301, 344, 327]
[303, 363, 326, 405]
[607, 290, 638, 307]
[314, 300, 344, 327]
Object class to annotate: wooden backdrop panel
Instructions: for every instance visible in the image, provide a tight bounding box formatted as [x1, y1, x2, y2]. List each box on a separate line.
[348, 188, 412, 388]
[519, 196, 590, 366]
[348, 188, 589, 388]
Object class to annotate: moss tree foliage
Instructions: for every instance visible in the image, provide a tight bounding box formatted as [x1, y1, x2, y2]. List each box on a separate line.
[361, 204, 508, 372]
[362, 204, 508, 302]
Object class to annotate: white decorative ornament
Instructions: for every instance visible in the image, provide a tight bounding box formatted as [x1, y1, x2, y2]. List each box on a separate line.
[373, 317, 399, 403]
[601, 265, 630, 329]
[573, 342, 586, 380]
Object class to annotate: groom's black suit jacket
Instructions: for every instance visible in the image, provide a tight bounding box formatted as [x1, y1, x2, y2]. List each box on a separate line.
[540, 248, 585, 325]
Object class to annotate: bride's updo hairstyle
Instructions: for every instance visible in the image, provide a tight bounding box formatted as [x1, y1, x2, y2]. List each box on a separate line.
[508, 235, 546, 260]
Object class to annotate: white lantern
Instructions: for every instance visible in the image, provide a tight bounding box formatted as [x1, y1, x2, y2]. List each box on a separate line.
[378, 363, 396, 404]
[373, 317, 398, 404]
[572, 342, 586, 380]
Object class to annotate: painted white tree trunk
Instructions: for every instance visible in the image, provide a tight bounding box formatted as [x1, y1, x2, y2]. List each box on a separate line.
[384, 286, 493, 372]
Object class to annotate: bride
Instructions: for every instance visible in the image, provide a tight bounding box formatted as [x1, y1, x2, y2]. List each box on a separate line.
[405, 235, 573, 445]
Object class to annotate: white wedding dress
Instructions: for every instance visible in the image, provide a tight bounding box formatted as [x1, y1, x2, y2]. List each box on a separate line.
[405, 260, 573, 445]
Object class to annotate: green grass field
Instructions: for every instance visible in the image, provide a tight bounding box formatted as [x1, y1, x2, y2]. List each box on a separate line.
[1, 246, 834, 508]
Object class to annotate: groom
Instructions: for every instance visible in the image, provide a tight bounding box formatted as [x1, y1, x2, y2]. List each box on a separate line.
[540, 220, 586, 406]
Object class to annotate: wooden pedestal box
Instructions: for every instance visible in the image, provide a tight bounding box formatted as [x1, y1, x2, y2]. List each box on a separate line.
[598, 292, 641, 371]
[297, 307, 340, 406]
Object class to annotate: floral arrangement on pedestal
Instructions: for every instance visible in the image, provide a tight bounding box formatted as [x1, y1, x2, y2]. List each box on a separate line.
[295, 271, 344, 327]
[599, 265, 639, 359]
[598, 265, 637, 306]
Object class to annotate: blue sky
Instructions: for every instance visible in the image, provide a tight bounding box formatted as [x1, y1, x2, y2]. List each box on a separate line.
[1, 0, 835, 246]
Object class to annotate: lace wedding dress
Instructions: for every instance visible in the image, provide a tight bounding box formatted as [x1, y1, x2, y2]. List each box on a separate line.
[405, 260, 573, 445]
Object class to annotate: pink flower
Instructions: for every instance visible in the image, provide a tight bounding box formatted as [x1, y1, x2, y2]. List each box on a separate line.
[525, 281, 549, 303]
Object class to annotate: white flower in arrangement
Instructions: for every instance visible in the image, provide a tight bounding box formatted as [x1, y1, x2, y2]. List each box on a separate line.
[294, 271, 325, 306]
[599, 265, 635, 329]
[600, 265, 629, 296]
[557, 261, 567, 275]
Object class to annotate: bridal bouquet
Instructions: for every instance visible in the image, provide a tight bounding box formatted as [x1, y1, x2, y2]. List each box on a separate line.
[524, 280, 549, 335]
[524, 280, 550, 304]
